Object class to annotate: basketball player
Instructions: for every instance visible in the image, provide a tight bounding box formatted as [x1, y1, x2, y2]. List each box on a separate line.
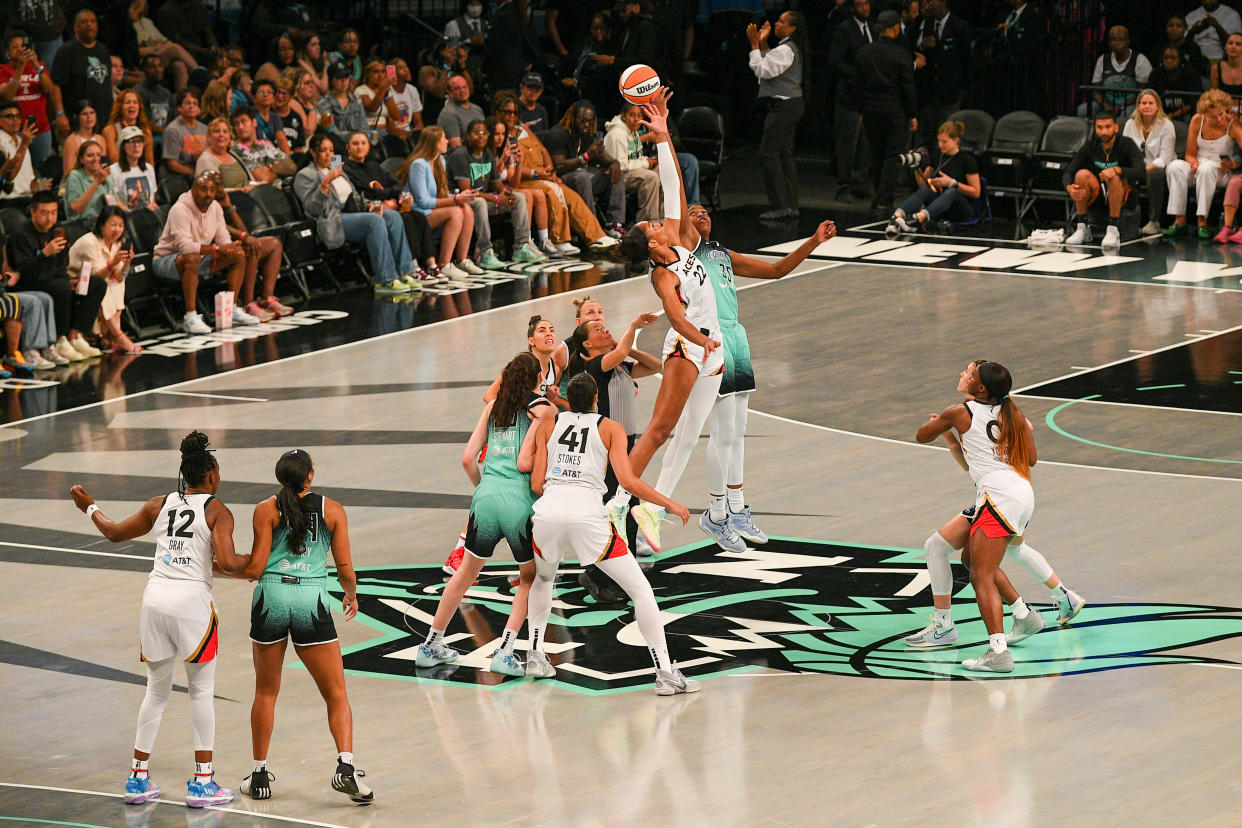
[70, 431, 247, 808]
[416, 352, 555, 677]
[615, 87, 721, 553]
[232, 449, 373, 804]
[684, 204, 837, 551]
[916, 361, 1070, 672]
[522, 372, 698, 692]
[906, 360, 1085, 649]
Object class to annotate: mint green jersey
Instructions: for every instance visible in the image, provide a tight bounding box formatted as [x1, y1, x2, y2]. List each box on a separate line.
[265, 492, 331, 580]
[697, 238, 739, 326]
[481, 410, 533, 486]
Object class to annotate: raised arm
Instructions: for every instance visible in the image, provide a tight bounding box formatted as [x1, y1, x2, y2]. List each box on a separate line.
[70, 486, 162, 542]
[639, 88, 696, 249]
[730, 220, 836, 279]
[602, 312, 659, 372]
[324, 497, 358, 621]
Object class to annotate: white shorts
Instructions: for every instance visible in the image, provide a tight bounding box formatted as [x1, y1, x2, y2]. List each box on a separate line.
[662, 327, 725, 378]
[971, 470, 1035, 539]
[139, 580, 218, 664]
[532, 489, 629, 567]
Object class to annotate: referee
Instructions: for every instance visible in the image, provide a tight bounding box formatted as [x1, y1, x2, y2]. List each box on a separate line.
[857, 10, 918, 217]
[748, 11, 807, 221]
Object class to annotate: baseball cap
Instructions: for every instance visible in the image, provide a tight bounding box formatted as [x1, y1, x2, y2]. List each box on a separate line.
[520, 72, 543, 88]
[119, 125, 144, 143]
[328, 60, 353, 80]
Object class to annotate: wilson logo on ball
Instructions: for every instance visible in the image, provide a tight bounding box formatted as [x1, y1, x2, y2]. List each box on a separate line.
[619, 64, 661, 104]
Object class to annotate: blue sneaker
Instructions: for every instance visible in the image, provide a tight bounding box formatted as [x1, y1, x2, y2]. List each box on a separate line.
[415, 641, 459, 667]
[1056, 589, 1086, 625]
[185, 775, 234, 808]
[489, 649, 525, 676]
[698, 511, 746, 552]
[728, 506, 768, 544]
[123, 774, 160, 804]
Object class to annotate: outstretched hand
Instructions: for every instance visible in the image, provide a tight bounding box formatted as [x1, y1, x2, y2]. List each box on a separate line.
[633, 311, 660, 328]
[813, 220, 836, 244]
[638, 87, 672, 135]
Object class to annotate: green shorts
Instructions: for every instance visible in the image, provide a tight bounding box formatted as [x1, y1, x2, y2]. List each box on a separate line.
[719, 322, 754, 396]
[249, 577, 338, 646]
[465, 483, 536, 562]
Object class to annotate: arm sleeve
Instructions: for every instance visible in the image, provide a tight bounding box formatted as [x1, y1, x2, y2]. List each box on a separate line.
[748, 43, 794, 80]
[656, 140, 681, 220]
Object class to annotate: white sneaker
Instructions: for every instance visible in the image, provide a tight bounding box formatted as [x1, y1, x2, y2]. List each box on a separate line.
[183, 312, 211, 335]
[588, 235, 619, 251]
[55, 336, 86, 362]
[893, 213, 913, 232]
[525, 650, 556, 679]
[455, 258, 485, 276]
[1006, 609, 1046, 644]
[1056, 589, 1087, 625]
[41, 346, 69, 366]
[1101, 225, 1120, 248]
[24, 350, 55, 370]
[539, 238, 561, 257]
[69, 334, 102, 358]
[232, 306, 261, 326]
[654, 667, 702, 695]
[1065, 222, 1091, 245]
[554, 241, 579, 257]
[962, 647, 1014, 673]
[1139, 220, 1161, 236]
[439, 262, 470, 281]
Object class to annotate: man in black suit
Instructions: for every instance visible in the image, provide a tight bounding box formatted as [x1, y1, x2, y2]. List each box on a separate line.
[858, 10, 918, 215]
[994, 0, 1047, 113]
[828, 0, 875, 201]
[916, 0, 970, 147]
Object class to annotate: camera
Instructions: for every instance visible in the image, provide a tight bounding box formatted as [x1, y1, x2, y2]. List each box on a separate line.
[898, 147, 932, 169]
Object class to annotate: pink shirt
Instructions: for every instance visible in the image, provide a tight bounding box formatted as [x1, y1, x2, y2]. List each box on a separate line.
[154, 191, 231, 257]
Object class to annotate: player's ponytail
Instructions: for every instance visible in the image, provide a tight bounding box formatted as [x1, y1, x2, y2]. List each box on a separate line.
[614, 225, 651, 277]
[178, 431, 217, 495]
[274, 449, 314, 553]
[566, 320, 593, 378]
[976, 361, 1034, 480]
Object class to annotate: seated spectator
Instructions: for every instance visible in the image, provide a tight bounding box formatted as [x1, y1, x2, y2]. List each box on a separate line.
[273, 77, 309, 157]
[447, 118, 546, 268]
[0, 285, 29, 373]
[195, 117, 250, 190]
[0, 100, 40, 206]
[1215, 170, 1242, 242]
[1187, 0, 1242, 63]
[1080, 26, 1152, 118]
[1163, 14, 1210, 79]
[155, 0, 219, 66]
[604, 102, 661, 222]
[295, 132, 418, 293]
[223, 44, 246, 72]
[356, 60, 398, 133]
[230, 106, 296, 182]
[317, 61, 369, 141]
[1, 244, 64, 367]
[62, 100, 102, 179]
[328, 29, 364, 88]
[1122, 90, 1177, 235]
[5, 190, 108, 360]
[200, 73, 232, 122]
[108, 125, 158, 210]
[0, 31, 70, 167]
[398, 126, 479, 280]
[380, 58, 424, 138]
[546, 100, 624, 237]
[1149, 45, 1205, 121]
[517, 72, 551, 131]
[134, 54, 173, 134]
[255, 34, 297, 85]
[295, 32, 329, 96]
[250, 79, 292, 154]
[67, 204, 140, 353]
[559, 14, 619, 122]
[1165, 89, 1242, 239]
[51, 10, 114, 123]
[65, 139, 117, 219]
[887, 120, 982, 233]
[342, 131, 439, 276]
[152, 170, 254, 333]
[288, 68, 323, 146]
[201, 169, 292, 320]
[1210, 32, 1242, 101]
[110, 54, 133, 97]
[103, 90, 155, 164]
[1063, 110, 1144, 248]
[438, 74, 487, 148]
[489, 115, 554, 255]
[229, 70, 254, 112]
[127, 0, 195, 92]
[161, 88, 207, 176]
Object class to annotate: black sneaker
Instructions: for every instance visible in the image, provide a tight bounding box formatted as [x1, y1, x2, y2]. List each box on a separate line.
[241, 767, 274, 800]
[331, 761, 374, 804]
[578, 568, 625, 603]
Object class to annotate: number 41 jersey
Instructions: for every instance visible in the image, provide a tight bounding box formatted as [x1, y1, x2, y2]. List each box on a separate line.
[544, 412, 609, 497]
[151, 491, 217, 587]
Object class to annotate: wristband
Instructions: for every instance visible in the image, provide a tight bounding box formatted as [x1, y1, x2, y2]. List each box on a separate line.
[86, 504, 100, 520]
[239, 231, 247, 240]
[212, 243, 218, 257]
[531, 169, 538, 179]
[580, 152, 590, 164]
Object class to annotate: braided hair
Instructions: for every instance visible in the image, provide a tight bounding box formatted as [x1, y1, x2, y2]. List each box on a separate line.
[178, 431, 217, 495]
[274, 449, 314, 554]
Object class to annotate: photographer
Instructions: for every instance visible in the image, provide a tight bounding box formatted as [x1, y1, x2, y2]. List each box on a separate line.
[887, 120, 980, 233]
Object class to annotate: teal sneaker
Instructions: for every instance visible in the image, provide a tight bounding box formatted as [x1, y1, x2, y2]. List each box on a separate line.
[415, 642, 459, 667]
[489, 649, 525, 676]
[1056, 589, 1086, 625]
[123, 774, 160, 804]
[478, 250, 506, 270]
[512, 241, 547, 263]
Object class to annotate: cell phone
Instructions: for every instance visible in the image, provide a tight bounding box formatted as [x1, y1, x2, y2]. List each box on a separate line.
[329, 154, 342, 170]
[386, 65, 397, 79]
[27, 116, 37, 129]
[54, 226, 66, 242]
[22, 38, 32, 52]
[594, 130, 604, 143]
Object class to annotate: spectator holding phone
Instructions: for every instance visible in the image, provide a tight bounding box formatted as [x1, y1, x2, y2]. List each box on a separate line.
[0, 100, 42, 206]
[0, 30, 70, 167]
[356, 60, 397, 132]
[447, 118, 540, 269]
[1186, 1, 1242, 62]
[65, 138, 117, 219]
[67, 205, 140, 353]
[544, 100, 625, 237]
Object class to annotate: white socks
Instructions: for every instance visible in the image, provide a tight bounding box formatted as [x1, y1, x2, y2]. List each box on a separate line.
[988, 633, 1007, 654]
[933, 607, 953, 626]
[425, 628, 444, 647]
[338, 752, 353, 767]
[536, 228, 549, 244]
[1011, 597, 1030, 620]
[498, 628, 516, 652]
[726, 488, 744, 513]
[708, 493, 727, 522]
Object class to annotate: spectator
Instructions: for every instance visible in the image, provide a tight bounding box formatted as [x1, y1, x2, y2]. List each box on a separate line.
[295, 32, 329, 96]
[355, 60, 397, 134]
[152, 170, 254, 332]
[0, 99, 40, 206]
[517, 73, 551, 131]
[288, 68, 323, 144]
[489, 115, 554, 254]
[398, 126, 479, 280]
[1123, 90, 1176, 236]
[296, 132, 418, 293]
[200, 74, 231, 122]
[419, 55, 451, 126]
[195, 117, 249, 190]
[62, 99, 102, 179]
[486, 0, 538, 94]
[1164, 89, 1242, 239]
[858, 10, 918, 215]
[915, 0, 971, 146]
[384, 59, 425, 138]
[126, 0, 196, 93]
[545, 100, 624, 237]
[51, 9, 113, 121]
[230, 106, 296, 182]
[1079, 25, 1152, 118]
[1163, 15, 1210, 80]
[614, 0, 663, 77]
[249, 79, 291, 153]
[254, 33, 297, 85]
[342, 131, 440, 276]
[747, 11, 806, 221]
[201, 169, 292, 321]
[11, 0, 66, 69]
[1187, 1, 1242, 63]
[328, 29, 363, 88]
[228, 70, 254, 112]
[103, 90, 155, 165]
[155, 0, 219, 66]
[1063, 110, 1144, 248]
[438, 74, 488, 148]
[1211, 32, 1242, 101]
[317, 62, 369, 141]
[560, 14, 619, 121]
[161, 88, 208, 177]
[109, 54, 130, 98]
[64, 138, 117, 219]
[223, 44, 246, 73]
[272, 77, 308, 155]
[108, 125, 158, 210]
[446, 0, 490, 50]
[67, 205, 140, 352]
[0, 31, 70, 167]
[828, 0, 874, 202]
[447, 118, 545, 268]
[1149, 45, 1204, 121]
[888, 119, 980, 233]
[5, 190, 108, 359]
[134, 55, 174, 133]
[2, 252, 64, 367]
[604, 102, 661, 222]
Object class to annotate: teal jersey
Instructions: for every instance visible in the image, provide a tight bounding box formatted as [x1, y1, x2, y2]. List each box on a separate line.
[697, 239, 740, 326]
[481, 411, 532, 485]
[265, 492, 332, 580]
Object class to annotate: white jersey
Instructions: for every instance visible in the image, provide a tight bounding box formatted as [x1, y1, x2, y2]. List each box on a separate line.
[544, 411, 609, 496]
[656, 245, 720, 341]
[958, 400, 1017, 486]
[150, 491, 216, 588]
[538, 353, 559, 397]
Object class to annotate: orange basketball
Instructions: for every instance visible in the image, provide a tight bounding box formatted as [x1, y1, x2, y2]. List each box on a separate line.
[619, 64, 661, 105]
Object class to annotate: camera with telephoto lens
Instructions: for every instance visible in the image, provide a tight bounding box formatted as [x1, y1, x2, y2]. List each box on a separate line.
[898, 147, 931, 170]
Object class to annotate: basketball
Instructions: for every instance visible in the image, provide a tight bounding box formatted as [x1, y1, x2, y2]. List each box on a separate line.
[619, 64, 661, 105]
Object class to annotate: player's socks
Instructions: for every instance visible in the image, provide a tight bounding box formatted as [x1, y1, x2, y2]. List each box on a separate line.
[194, 761, 212, 780]
[425, 628, 444, 647]
[132, 759, 149, 776]
[1011, 597, 1030, 620]
[1051, 583, 1072, 606]
[253, 760, 266, 773]
[338, 752, 353, 766]
[708, 493, 727, 522]
[988, 633, 1007, 654]
[530, 624, 545, 655]
[649, 645, 673, 673]
[498, 628, 516, 653]
[726, 488, 745, 513]
[933, 608, 953, 626]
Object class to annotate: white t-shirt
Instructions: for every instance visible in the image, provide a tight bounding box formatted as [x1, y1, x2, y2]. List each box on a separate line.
[388, 83, 422, 129]
[109, 162, 157, 210]
[1186, 4, 1242, 61]
[0, 130, 35, 200]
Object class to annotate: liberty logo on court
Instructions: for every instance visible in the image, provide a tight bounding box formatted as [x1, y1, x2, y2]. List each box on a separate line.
[330, 538, 1242, 693]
